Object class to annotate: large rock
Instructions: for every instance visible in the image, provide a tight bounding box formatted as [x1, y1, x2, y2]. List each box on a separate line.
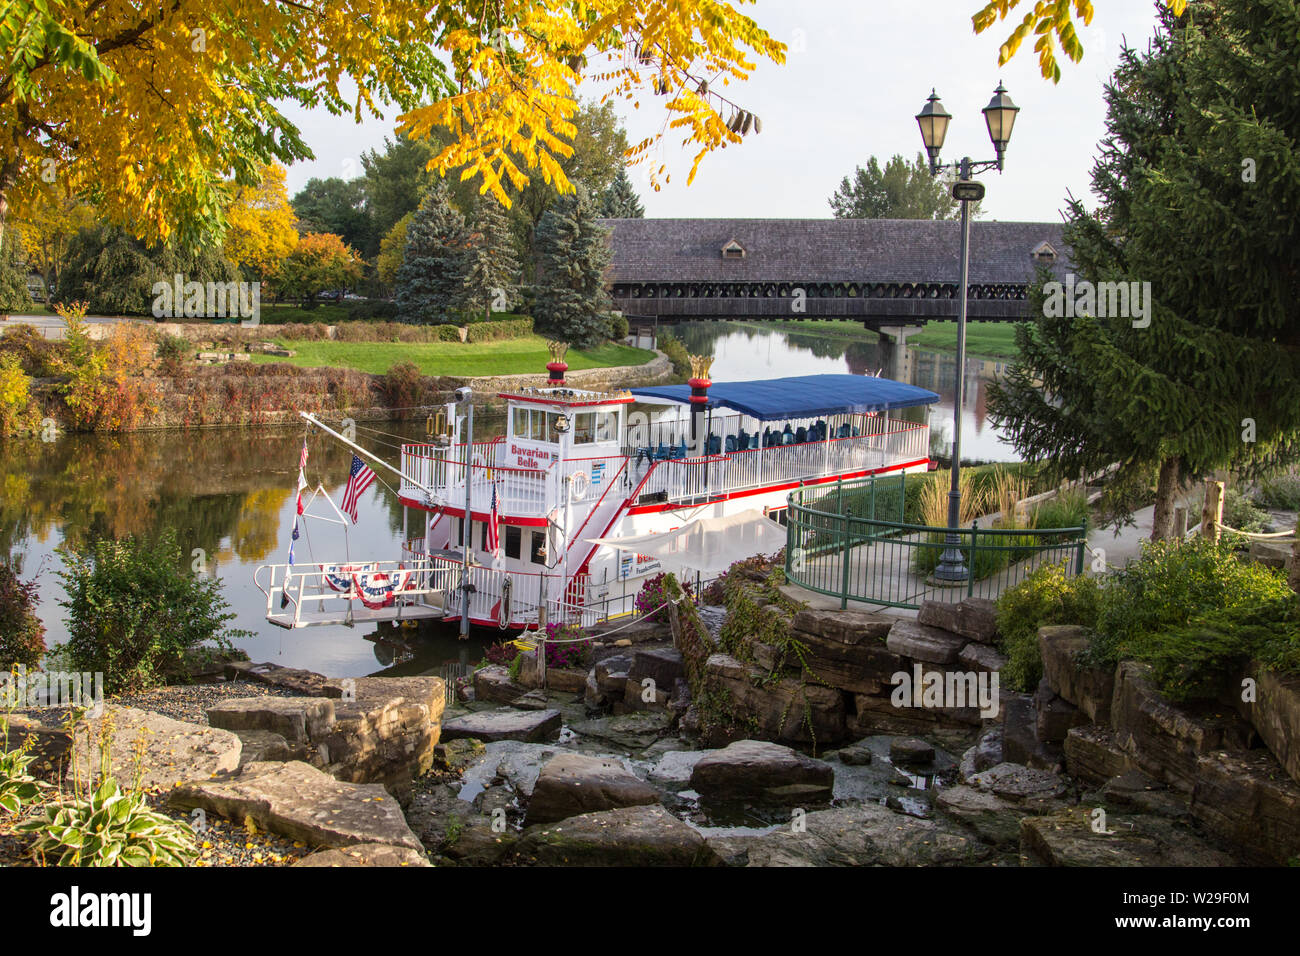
[317, 677, 445, 795]
[206, 696, 335, 745]
[514, 804, 717, 866]
[1110, 662, 1255, 792]
[225, 660, 329, 696]
[442, 707, 562, 743]
[690, 739, 833, 803]
[525, 752, 661, 825]
[968, 762, 1070, 806]
[1033, 679, 1087, 744]
[1002, 693, 1062, 770]
[703, 654, 847, 744]
[628, 647, 685, 690]
[1190, 748, 1300, 865]
[1038, 626, 1114, 723]
[1020, 807, 1238, 867]
[917, 597, 998, 643]
[170, 760, 421, 850]
[790, 608, 896, 645]
[569, 711, 673, 750]
[1239, 663, 1300, 786]
[709, 804, 992, 867]
[958, 642, 1006, 673]
[959, 727, 1004, 782]
[294, 843, 430, 867]
[885, 621, 968, 664]
[1062, 725, 1132, 785]
[67, 705, 241, 790]
[472, 665, 527, 705]
[934, 785, 1027, 848]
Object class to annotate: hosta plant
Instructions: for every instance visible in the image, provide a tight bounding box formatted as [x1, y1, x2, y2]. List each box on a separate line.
[0, 721, 45, 815]
[19, 776, 198, 867]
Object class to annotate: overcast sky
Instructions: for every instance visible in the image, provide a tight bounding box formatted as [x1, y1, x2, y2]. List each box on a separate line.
[281, 0, 1165, 223]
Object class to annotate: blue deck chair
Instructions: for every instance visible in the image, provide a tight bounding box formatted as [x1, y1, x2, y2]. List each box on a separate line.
[708, 434, 721, 456]
[725, 435, 737, 453]
[795, 426, 808, 444]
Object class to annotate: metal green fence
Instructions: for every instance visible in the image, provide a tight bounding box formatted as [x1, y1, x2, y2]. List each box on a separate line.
[785, 472, 1086, 609]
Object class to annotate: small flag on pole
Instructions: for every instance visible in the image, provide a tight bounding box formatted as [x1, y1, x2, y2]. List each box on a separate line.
[284, 439, 310, 610]
[341, 454, 377, 524]
[487, 482, 501, 560]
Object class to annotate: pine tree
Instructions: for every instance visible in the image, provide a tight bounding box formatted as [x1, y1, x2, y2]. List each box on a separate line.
[598, 167, 645, 218]
[460, 195, 521, 322]
[395, 183, 469, 324]
[988, 1, 1300, 539]
[533, 186, 613, 348]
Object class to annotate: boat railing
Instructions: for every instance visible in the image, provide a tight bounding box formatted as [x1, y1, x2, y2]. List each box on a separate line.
[634, 419, 930, 503]
[401, 444, 554, 515]
[254, 558, 457, 628]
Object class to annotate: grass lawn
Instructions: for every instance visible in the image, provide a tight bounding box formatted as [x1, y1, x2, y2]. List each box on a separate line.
[908, 321, 1020, 359]
[250, 335, 655, 377]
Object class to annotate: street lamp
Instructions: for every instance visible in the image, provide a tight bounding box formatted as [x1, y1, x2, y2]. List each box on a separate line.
[915, 82, 1020, 582]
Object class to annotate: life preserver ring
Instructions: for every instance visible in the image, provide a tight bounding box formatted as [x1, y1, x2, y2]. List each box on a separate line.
[570, 470, 590, 500]
[498, 577, 512, 630]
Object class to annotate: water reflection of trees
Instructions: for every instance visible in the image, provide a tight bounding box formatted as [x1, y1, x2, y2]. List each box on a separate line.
[0, 421, 443, 568]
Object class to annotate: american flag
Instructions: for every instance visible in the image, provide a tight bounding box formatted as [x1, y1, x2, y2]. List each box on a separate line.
[486, 483, 501, 558]
[341, 454, 376, 524]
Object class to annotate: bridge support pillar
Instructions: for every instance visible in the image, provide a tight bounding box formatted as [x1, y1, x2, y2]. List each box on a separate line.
[876, 324, 925, 348]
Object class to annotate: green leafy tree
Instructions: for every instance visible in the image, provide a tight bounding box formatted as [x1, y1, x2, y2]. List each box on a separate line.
[598, 167, 646, 218]
[395, 184, 470, 324]
[829, 152, 977, 220]
[0, 229, 32, 314]
[460, 196, 521, 322]
[0, 561, 45, 670]
[273, 232, 363, 306]
[291, 178, 375, 256]
[57, 531, 247, 694]
[362, 137, 437, 244]
[55, 226, 237, 316]
[988, 1, 1300, 540]
[533, 186, 612, 348]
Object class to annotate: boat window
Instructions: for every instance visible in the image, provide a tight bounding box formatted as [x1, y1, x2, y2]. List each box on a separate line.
[596, 411, 618, 442]
[545, 413, 563, 443]
[530, 530, 547, 564]
[512, 407, 530, 439]
[505, 526, 521, 560]
[573, 412, 595, 444]
[529, 409, 546, 441]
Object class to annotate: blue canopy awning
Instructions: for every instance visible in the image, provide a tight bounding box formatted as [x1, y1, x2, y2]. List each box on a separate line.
[630, 374, 939, 422]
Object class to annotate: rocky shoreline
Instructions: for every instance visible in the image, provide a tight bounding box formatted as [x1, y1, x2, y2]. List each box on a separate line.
[5, 587, 1296, 867]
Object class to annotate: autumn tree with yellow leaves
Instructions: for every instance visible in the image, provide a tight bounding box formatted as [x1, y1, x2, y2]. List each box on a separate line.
[223, 164, 299, 281]
[0, 0, 785, 255]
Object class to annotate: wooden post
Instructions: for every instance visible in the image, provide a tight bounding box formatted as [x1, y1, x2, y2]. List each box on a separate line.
[1201, 480, 1224, 544]
[1173, 505, 1187, 540]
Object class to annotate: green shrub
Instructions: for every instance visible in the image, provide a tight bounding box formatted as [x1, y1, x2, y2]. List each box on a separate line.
[658, 333, 691, 378]
[20, 775, 197, 866]
[434, 323, 463, 342]
[1127, 595, 1300, 701]
[1089, 538, 1292, 671]
[57, 531, 249, 694]
[1257, 471, 1300, 510]
[0, 562, 45, 670]
[381, 361, 426, 413]
[608, 312, 629, 340]
[0, 720, 46, 815]
[995, 562, 1102, 692]
[464, 315, 532, 342]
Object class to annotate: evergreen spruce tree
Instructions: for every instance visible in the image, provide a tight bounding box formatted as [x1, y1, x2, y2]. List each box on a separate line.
[394, 183, 469, 324]
[597, 167, 645, 218]
[460, 195, 521, 322]
[988, 1, 1300, 539]
[533, 186, 613, 348]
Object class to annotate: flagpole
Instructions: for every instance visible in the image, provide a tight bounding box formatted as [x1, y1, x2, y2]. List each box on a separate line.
[300, 412, 439, 499]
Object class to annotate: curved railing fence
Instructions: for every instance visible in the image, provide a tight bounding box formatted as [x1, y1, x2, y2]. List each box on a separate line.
[784, 473, 1086, 610]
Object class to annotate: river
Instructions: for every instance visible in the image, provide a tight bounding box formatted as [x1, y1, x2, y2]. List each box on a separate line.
[5, 322, 1018, 677]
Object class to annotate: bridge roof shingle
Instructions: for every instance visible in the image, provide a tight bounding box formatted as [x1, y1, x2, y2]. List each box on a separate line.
[598, 218, 1069, 286]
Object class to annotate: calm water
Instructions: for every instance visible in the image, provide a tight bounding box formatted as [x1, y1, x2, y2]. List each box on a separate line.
[5, 323, 1017, 676]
